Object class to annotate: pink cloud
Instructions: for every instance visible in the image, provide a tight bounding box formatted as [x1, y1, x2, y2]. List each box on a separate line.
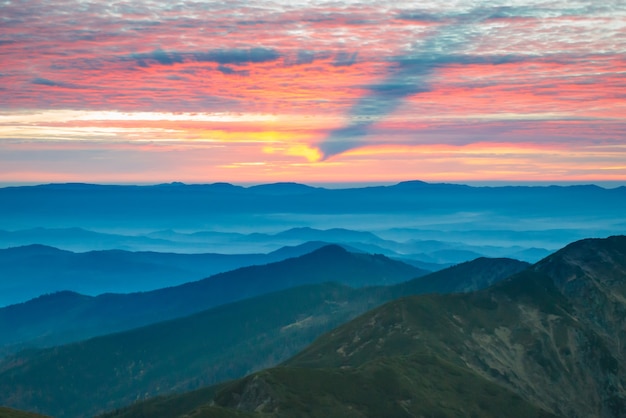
[1, 1, 625, 183]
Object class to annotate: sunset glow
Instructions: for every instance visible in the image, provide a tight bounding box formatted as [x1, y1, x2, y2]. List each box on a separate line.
[1, 1, 625, 184]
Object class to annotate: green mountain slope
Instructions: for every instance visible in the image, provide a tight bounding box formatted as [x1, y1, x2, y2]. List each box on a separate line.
[0, 407, 49, 418]
[0, 283, 374, 417]
[106, 235, 626, 418]
[0, 256, 527, 418]
[210, 355, 555, 418]
[392, 256, 529, 295]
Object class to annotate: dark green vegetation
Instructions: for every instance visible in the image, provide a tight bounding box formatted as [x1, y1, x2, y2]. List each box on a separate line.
[0, 283, 376, 417]
[214, 356, 554, 418]
[393, 255, 529, 295]
[104, 354, 555, 418]
[0, 253, 527, 417]
[102, 236, 626, 418]
[0, 407, 48, 418]
[0, 245, 425, 355]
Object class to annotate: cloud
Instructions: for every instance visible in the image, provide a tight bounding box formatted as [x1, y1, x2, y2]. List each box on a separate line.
[316, 8, 542, 160]
[31, 78, 80, 89]
[131, 50, 184, 67]
[216, 65, 250, 76]
[396, 11, 448, 23]
[149, 49, 184, 65]
[295, 50, 316, 65]
[333, 51, 358, 67]
[396, 6, 540, 23]
[193, 47, 280, 64]
[32, 78, 62, 86]
[129, 47, 280, 67]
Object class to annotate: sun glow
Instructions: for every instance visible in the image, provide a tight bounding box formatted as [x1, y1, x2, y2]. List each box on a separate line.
[1, 0, 625, 183]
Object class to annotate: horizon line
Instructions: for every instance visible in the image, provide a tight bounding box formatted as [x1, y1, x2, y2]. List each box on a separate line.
[1, 179, 626, 190]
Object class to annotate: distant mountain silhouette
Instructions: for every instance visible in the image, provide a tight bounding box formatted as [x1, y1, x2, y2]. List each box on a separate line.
[1, 182, 622, 250]
[0, 225, 551, 266]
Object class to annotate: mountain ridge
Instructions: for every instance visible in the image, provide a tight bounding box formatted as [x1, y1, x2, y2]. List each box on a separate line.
[5, 180, 622, 191]
[2, 182, 623, 240]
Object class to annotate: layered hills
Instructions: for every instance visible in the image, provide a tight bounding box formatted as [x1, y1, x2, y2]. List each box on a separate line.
[0, 242, 344, 307]
[0, 225, 553, 269]
[102, 235, 626, 418]
[2, 182, 623, 232]
[0, 245, 426, 354]
[0, 253, 527, 417]
[2, 239, 425, 308]
[1, 182, 622, 253]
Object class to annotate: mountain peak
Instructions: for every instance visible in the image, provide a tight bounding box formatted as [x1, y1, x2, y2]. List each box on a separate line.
[533, 235, 626, 286]
[2, 243, 67, 254]
[307, 243, 349, 256]
[395, 180, 429, 187]
[248, 182, 318, 195]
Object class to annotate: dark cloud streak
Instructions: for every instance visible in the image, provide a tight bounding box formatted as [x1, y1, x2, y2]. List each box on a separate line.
[317, 9, 537, 160]
[31, 78, 81, 89]
[129, 47, 280, 67]
[193, 48, 280, 64]
[333, 51, 358, 67]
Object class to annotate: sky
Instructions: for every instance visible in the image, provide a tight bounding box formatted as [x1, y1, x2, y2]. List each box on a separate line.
[1, 0, 625, 185]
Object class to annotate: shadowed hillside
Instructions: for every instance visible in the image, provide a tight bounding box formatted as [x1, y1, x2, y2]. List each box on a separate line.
[0, 407, 49, 418]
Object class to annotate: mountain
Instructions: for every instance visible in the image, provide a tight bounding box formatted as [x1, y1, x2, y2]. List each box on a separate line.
[0, 227, 183, 253]
[274, 227, 386, 244]
[1, 182, 623, 252]
[0, 241, 347, 307]
[393, 256, 531, 295]
[0, 283, 369, 417]
[0, 227, 337, 254]
[102, 235, 626, 418]
[0, 224, 552, 268]
[0, 257, 526, 418]
[0, 245, 426, 354]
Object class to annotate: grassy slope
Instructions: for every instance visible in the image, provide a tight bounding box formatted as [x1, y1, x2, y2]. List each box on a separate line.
[211, 355, 556, 418]
[0, 407, 49, 418]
